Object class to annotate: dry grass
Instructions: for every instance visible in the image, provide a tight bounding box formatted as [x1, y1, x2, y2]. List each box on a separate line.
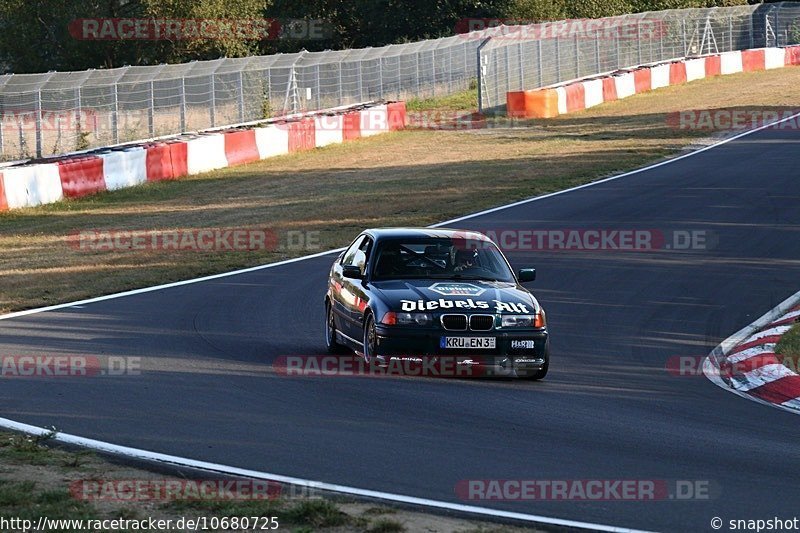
[2, 67, 800, 313]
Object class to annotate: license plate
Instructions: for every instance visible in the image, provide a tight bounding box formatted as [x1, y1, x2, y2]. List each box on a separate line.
[440, 336, 496, 349]
[511, 340, 536, 350]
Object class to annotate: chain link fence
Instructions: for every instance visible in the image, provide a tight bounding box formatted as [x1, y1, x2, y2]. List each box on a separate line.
[0, 34, 485, 161]
[2, 3, 800, 161]
[479, 2, 800, 112]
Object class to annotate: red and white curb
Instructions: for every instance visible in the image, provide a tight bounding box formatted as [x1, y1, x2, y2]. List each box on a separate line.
[704, 294, 800, 414]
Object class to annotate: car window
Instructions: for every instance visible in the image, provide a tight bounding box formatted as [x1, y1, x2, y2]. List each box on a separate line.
[341, 236, 365, 267]
[350, 236, 373, 275]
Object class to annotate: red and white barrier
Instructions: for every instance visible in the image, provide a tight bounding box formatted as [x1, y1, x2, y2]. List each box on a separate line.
[720, 51, 743, 75]
[360, 105, 389, 137]
[583, 79, 604, 109]
[0, 101, 397, 212]
[0, 172, 7, 211]
[223, 129, 260, 167]
[765, 47, 785, 70]
[614, 72, 636, 99]
[314, 114, 344, 147]
[3, 163, 63, 209]
[186, 134, 228, 175]
[508, 46, 800, 119]
[100, 147, 147, 191]
[650, 64, 671, 90]
[254, 124, 289, 158]
[685, 58, 706, 82]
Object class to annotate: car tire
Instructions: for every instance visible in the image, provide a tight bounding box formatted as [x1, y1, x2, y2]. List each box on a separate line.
[325, 302, 347, 354]
[362, 312, 378, 364]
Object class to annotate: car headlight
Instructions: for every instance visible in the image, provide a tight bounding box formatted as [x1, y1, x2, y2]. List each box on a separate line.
[501, 313, 545, 328]
[381, 311, 433, 326]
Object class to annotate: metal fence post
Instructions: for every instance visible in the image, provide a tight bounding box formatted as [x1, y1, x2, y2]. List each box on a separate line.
[518, 42, 524, 90]
[595, 37, 601, 72]
[682, 19, 687, 56]
[209, 75, 216, 128]
[315, 64, 321, 110]
[537, 39, 543, 87]
[574, 33, 580, 77]
[556, 35, 561, 81]
[505, 45, 511, 94]
[75, 87, 83, 145]
[179, 78, 186, 133]
[729, 15, 733, 51]
[238, 70, 245, 122]
[477, 37, 491, 113]
[112, 84, 119, 145]
[378, 57, 384, 98]
[35, 90, 43, 157]
[415, 53, 420, 96]
[337, 61, 343, 105]
[357, 61, 364, 101]
[431, 50, 437, 96]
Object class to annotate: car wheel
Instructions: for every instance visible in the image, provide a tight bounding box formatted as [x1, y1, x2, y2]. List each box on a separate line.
[362, 313, 378, 364]
[325, 302, 347, 354]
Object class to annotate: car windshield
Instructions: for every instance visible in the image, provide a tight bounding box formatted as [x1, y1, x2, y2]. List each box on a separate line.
[370, 237, 515, 282]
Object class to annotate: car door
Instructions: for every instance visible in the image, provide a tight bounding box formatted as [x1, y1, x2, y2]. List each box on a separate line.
[338, 235, 374, 339]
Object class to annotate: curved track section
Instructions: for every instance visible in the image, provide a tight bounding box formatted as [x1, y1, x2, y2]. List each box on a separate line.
[2, 125, 800, 532]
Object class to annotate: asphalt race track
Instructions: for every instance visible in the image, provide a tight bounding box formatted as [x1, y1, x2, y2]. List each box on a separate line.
[2, 126, 800, 532]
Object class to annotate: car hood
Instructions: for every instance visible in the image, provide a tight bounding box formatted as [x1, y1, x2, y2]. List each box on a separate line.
[370, 279, 539, 314]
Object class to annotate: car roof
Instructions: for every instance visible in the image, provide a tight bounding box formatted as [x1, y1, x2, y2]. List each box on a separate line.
[363, 228, 493, 242]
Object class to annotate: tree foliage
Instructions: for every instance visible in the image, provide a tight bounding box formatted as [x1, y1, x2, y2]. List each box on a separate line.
[0, 0, 755, 73]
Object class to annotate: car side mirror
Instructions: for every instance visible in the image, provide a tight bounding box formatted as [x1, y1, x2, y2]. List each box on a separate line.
[518, 268, 536, 282]
[342, 265, 364, 279]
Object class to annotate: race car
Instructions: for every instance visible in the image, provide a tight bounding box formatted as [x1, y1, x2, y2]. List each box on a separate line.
[324, 228, 550, 379]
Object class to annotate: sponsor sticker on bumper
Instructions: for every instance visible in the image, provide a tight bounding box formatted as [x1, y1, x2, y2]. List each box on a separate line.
[440, 337, 496, 349]
[511, 340, 536, 350]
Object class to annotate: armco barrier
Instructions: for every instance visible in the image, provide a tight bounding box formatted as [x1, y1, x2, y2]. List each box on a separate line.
[0, 101, 405, 212]
[505, 47, 799, 119]
[2, 163, 64, 209]
[633, 68, 652, 93]
[685, 58, 706, 81]
[720, 51, 743, 75]
[145, 142, 176, 182]
[342, 111, 362, 139]
[741, 49, 765, 72]
[705, 55, 722, 76]
[614, 72, 636, 99]
[564, 83, 585, 113]
[0, 172, 7, 211]
[360, 105, 389, 137]
[387, 102, 407, 130]
[287, 118, 316, 151]
[766, 48, 786, 69]
[186, 134, 228, 175]
[669, 62, 687, 85]
[650, 64, 671, 90]
[583, 79, 604, 109]
[786, 45, 800, 66]
[100, 147, 147, 191]
[254, 124, 289, 158]
[58, 157, 105, 198]
[314, 115, 344, 148]
[602, 77, 617, 103]
[223, 129, 260, 167]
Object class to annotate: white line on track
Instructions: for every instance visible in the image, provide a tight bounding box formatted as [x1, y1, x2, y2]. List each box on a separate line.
[3, 109, 800, 531]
